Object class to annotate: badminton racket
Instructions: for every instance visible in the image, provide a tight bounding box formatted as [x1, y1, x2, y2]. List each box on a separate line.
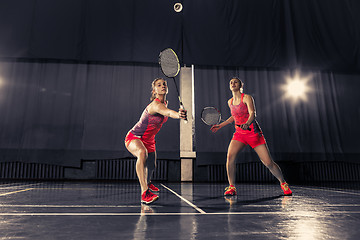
[201, 106, 251, 130]
[159, 48, 187, 122]
[201, 107, 223, 126]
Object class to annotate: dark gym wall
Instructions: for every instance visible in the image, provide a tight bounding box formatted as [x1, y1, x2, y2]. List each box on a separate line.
[194, 67, 360, 165]
[0, 0, 359, 168]
[1, 0, 359, 70]
[0, 61, 179, 167]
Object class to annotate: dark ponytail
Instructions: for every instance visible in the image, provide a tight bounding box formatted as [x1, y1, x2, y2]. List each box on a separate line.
[231, 77, 244, 93]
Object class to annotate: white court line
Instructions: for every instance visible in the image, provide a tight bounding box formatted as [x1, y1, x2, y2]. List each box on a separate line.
[2, 204, 359, 208]
[0, 188, 33, 196]
[161, 184, 206, 214]
[0, 183, 43, 190]
[234, 204, 360, 208]
[0, 211, 360, 216]
[0, 205, 148, 208]
[297, 186, 360, 196]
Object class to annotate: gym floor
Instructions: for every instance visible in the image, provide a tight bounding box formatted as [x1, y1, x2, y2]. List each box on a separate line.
[0, 181, 360, 239]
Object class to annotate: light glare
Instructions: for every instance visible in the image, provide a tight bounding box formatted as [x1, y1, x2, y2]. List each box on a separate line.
[282, 72, 312, 103]
[286, 79, 307, 98]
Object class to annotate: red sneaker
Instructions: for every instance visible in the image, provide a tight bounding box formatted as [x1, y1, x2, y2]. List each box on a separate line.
[141, 189, 159, 204]
[224, 185, 237, 196]
[148, 183, 159, 192]
[281, 182, 292, 196]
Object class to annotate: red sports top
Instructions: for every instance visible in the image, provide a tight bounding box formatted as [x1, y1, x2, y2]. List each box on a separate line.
[229, 93, 262, 134]
[130, 98, 168, 141]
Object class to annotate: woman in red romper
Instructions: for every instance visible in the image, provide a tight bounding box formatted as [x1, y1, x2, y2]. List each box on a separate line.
[211, 77, 292, 196]
[125, 78, 187, 204]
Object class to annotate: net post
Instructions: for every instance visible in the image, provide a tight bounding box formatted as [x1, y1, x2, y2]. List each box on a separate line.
[180, 65, 196, 181]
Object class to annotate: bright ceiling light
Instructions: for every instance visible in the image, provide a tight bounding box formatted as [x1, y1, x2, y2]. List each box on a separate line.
[281, 71, 313, 103]
[285, 79, 307, 99]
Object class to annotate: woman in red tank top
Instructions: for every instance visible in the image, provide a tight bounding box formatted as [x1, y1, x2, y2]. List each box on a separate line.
[211, 77, 292, 197]
[125, 78, 187, 204]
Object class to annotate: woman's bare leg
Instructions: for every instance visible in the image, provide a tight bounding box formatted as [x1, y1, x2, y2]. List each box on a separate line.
[146, 152, 156, 183]
[226, 140, 246, 186]
[126, 139, 149, 193]
[254, 143, 285, 184]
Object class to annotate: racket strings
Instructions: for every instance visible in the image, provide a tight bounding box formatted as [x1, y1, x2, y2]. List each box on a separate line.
[201, 108, 221, 125]
[159, 49, 179, 77]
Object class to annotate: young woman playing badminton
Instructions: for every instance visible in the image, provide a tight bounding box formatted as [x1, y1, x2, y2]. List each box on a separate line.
[125, 78, 187, 204]
[210, 77, 292, 196]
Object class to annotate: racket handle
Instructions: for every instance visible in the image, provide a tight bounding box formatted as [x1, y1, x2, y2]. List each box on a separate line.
[180, 103, 188, 123]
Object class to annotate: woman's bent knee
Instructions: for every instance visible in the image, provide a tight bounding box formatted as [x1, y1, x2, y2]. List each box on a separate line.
[137, 149, 148, 161]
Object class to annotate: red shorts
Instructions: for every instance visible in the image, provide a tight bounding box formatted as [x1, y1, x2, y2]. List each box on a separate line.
[124, 132, 156, 153]
[232, 128, 266, 148]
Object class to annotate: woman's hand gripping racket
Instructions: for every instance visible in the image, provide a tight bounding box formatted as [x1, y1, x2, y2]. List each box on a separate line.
[201, 107, 251, 133]
[159, 48, 187, 123]
[201, 107, 223, 133]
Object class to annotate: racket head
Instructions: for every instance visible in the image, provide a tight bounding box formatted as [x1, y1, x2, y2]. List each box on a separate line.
[201, 107, 222, 126]
[159, 48, 180, 78]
